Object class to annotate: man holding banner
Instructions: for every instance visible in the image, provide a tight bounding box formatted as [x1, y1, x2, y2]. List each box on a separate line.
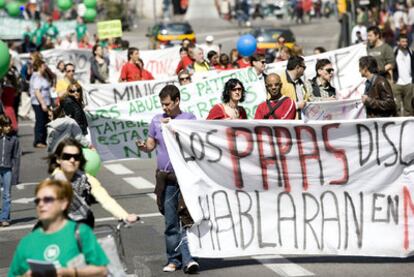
[136, 85, 199, 274]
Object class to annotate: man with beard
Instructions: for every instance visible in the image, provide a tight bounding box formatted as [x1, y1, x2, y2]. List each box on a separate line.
[366, 26, 395, 80]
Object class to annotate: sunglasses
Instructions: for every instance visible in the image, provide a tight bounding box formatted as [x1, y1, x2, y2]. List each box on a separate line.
[34, 196, 57, 206]
[325, 68, 334, 74]
[69, 89, 81, 94]
[61, 153, 82, 161]
[231, 87, 243, 92]
[179, 76, 191, 81]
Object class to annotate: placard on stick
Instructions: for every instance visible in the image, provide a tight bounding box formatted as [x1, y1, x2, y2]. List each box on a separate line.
[97, 20, 123, 39]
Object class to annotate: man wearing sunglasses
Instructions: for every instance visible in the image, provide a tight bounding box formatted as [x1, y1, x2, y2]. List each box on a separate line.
[280, 55, 309, 119]
[308, 59, 337, 101]
[55, 63, 77, 98]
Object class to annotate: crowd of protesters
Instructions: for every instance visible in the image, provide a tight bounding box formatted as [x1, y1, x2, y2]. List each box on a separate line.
[1, 1, 414, 276]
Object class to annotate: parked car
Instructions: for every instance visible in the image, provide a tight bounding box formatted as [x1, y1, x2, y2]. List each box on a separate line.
[251, 27, 296, 55]
[146, 22, 196, 49]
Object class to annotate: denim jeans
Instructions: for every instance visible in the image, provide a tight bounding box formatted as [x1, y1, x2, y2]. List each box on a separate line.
[0, 168, 12, 222]
[163, 184, 194, 268]
[32, 104, 49, 145]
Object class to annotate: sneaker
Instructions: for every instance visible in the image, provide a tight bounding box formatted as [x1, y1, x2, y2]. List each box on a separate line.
[184, 261, 199, 274]
[1, 222, 10, 227]
[162, 263, 177, 272]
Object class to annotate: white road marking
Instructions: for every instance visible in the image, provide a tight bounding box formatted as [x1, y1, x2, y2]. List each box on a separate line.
[104, 163, 134, 175]
[123, 176, 155, 190]
[12, 197, 35, 204]
[146, 193, 157, 201]
[16, 182, 38, 190]
[0, 212, 162, 232]
[252, 255, 314, 276]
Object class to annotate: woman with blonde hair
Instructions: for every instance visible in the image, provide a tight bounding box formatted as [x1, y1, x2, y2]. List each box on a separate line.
[60, 82, 88, 135]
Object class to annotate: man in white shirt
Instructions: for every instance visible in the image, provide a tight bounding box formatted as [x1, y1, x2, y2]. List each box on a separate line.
[351, 19, 367, 44]
[199, 35, 220, 59]
[393, 34, 414, 116]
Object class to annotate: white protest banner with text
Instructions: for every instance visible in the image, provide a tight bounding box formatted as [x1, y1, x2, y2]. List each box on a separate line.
[83, 77, 179, 108]
[108, 47, 181, 82]
[20, 49, 92, 84]
[302, 98, 366, 120]
[266, 43, 367, 99]
[162, 118, 414, 258]
[87, 68, 266, 161]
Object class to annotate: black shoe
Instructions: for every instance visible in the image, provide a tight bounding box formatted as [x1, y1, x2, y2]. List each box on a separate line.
[184, 261, 199, 274]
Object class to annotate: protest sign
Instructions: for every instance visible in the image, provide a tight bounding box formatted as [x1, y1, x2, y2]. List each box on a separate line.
[266, 43, 367, 99]
[20, 49, 92, 84]
[83, 77, 179, 108]
[97, 20, 123, 39]
[0, 18, 76, 40]
[303, 98, 366, 120]
[86, 67, 266, 161]
[162, 118, 414, 258]
[108, 47, 181, 82]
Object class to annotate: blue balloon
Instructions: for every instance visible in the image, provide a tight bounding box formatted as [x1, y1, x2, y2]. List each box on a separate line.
[237, 34, 257, 57]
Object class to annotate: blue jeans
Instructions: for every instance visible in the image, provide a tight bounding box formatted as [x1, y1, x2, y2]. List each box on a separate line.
[32, 104, 49, 145]
[0, 168, 12, 222]
[163, 184, 193, 268]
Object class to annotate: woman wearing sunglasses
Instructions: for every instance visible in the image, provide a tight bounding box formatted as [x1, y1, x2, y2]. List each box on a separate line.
[207, 78, 248, 119]
[60, 82, 89, 135]
[9, 179, 108, 277]
[47, 138, 138, 228]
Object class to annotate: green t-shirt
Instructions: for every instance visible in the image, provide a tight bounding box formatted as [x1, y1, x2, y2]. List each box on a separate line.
[367, 43, 395, 72]
[76, 23, 88, 41]
[42, 23, 59, 40]
[32, 28, 44, 46]
[8, 220, 108, 277]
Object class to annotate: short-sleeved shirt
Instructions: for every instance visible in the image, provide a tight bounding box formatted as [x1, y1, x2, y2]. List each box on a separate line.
[149, 111, 196, 172]
[120, 62, 143, 82]
[29, 72, 52, 106]
[76, 23, 87, 41]
[8, 220, 108, 277]
[42, 23, 59, 39]
[367, 43, 395, 71]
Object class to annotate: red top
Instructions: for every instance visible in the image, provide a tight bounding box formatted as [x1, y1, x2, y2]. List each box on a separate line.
[120, 62, 143, 82]
[207, 104, 247, 120]
[1, 87, 18, 131]
[215, 64, 233, 71]
[237, 58, 251, 69]
[142, 69, 155, 80]
[175, 56, 194, 74]
[254, 97, 296, 120]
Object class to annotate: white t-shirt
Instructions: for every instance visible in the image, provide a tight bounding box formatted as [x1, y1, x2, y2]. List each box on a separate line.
[396, 49, 412, 85]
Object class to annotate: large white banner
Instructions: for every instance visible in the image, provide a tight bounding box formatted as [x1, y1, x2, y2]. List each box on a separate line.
[266, 43, 367, 99]
[86, 68, 266, 161]
[108, 47, 181, 82]
[19, 47, 181, 84]
[83, 77, 179, 108]
[20, 49, 93, 84]
[162, 118, 414, 257]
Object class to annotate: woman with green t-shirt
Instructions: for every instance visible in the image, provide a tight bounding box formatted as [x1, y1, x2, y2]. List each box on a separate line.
[8, 179, 108, 277]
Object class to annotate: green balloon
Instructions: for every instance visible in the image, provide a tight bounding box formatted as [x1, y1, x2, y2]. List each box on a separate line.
[83, 8, 97, 22]
[0, 41, 10, 80]
[57, 0, 72, 11]
[6, 2, 20, 17]
[0, 0, 6, 9]
[82, 148, 101, 177]
[83, 0, 96, 9]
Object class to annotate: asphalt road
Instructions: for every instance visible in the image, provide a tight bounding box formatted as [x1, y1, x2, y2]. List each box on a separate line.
[2, 12, 414, 277]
